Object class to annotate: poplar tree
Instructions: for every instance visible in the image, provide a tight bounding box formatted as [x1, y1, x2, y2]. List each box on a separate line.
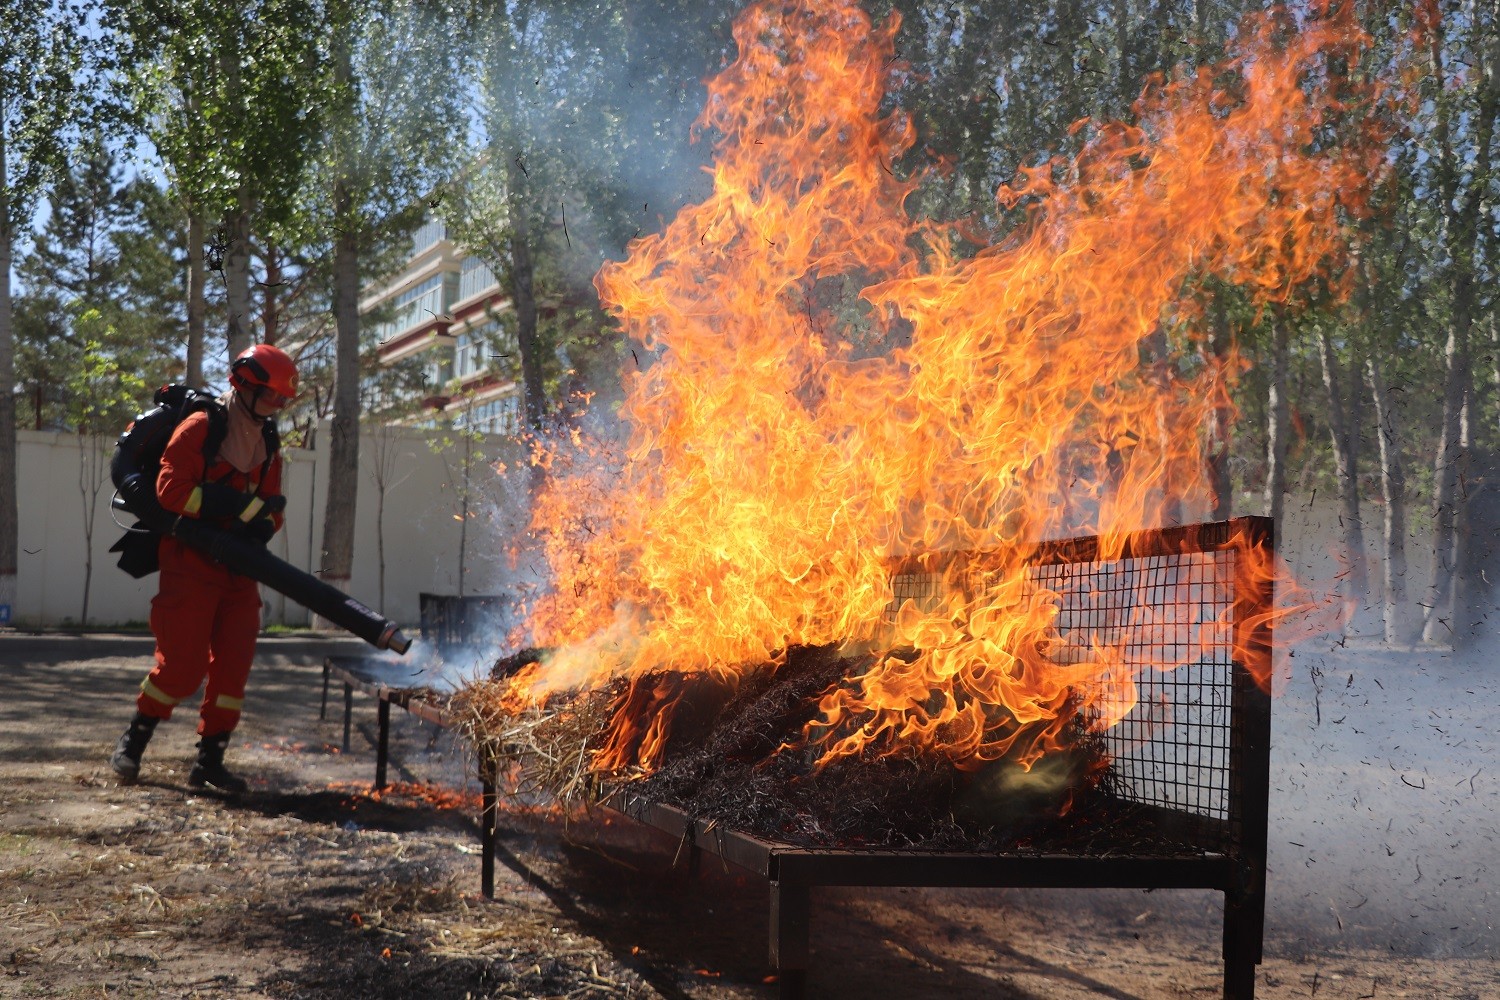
[0, 0, 90, 621]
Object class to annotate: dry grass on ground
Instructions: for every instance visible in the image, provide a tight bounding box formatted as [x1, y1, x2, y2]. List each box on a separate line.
[1, 635, 1495, 999]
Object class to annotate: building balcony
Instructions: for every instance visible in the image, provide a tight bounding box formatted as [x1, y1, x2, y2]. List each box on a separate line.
[377, 317, 454, 365]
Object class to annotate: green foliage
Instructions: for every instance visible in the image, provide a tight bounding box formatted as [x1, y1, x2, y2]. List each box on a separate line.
[65, 315, 149, 435]
[0, 0, 90, 231]
[106, 0, 326, 233]
[316, 0, 466, 248]
[10, 0, 1500, 605]
[441, 0, 740, 428]
[281, 0, 469, 422]
[15, 139, 182, 430]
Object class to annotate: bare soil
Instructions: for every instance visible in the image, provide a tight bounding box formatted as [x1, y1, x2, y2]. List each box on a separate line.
[1, 633, 1496, 999]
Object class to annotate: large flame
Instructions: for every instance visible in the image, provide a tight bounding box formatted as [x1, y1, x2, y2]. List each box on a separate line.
[511, 0, 1372, 774]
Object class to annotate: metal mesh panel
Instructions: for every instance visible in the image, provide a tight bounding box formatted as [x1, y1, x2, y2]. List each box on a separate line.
[885, 541, 1244, 831]
[1028, 551, 1236, 823]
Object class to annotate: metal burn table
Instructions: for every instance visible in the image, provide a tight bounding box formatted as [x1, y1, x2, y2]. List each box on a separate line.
[318, 654, 510, 899]
[606, 515, 1276, 1000]
[322, 519, 1275, 1000]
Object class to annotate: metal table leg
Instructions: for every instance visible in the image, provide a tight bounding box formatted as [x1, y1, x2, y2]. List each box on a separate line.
[342, 681, 353, 753]
[480, 755, 497, 899]
[375, 697, 391, 791]
[770, 880, 810, 1000]
[1223, 885, 1261, 999]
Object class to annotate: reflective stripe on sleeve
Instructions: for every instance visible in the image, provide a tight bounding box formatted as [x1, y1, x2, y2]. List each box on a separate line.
[238, 496, 264, 523]
[183, 486, 203, 515]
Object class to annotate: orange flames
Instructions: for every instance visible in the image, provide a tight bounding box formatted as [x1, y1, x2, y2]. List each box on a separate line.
[510, 0, 1373, 774]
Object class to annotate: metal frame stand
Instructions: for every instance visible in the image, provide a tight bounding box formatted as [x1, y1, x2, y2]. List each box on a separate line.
[322, 657, 500, 896]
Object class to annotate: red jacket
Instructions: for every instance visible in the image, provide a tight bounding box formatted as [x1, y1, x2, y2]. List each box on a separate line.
[157, 410, 284, 536]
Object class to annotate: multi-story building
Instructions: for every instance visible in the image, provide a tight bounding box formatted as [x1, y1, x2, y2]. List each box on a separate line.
[361, 216, 524, 435]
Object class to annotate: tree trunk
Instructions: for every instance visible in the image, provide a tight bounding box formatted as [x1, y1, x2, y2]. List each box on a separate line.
[1316, 326, 1369, 616]
[1206, 293, 1233, 520]
[1366, 356, 1408, 644]
[261, 239, 282, 345]
[77, 435, 101, 625]
[1420, 6, 1495, 645]
[0, 127, 18, 620]
[320, 176, 361, 593]
[376, 483, 386, 615]
[457, 423, 471, 598]
[186, 209, 206, 385]
[505, 152, 545, 432]
[1452, 374, 1475, 649]
[369, 423, 402, 616]
[1114, 0, 1131, 105]
[1421, 304, 1472, 644]
[1263, 316, 1291, 526]
[1490, 316, 1500, 438]
[224, 194, 253, 360]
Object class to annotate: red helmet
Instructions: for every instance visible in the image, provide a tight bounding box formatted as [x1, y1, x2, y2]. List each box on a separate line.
[230, 343, 299, 400]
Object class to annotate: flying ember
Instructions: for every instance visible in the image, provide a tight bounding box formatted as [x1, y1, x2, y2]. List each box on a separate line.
[504, 0, 1373, 776]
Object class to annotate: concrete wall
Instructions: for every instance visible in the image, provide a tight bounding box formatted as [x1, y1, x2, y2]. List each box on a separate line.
[15, 422, 526, 628]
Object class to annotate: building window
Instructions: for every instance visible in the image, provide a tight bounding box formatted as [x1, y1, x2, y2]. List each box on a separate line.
[426, 351, 453, 390]
[360, 371, 388, 412]
[459, 256, 499, 302]
[453, 393, 522, 437]
[411, 217, 447, 253]
[454, 323, 490, 381]
[369, 272, 457, 345]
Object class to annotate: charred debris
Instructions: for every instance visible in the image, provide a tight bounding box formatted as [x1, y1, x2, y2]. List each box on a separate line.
[454, 643, 1183, 855]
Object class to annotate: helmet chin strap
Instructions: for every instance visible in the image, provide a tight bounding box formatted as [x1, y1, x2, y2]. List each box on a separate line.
[233, 384, 269, 422]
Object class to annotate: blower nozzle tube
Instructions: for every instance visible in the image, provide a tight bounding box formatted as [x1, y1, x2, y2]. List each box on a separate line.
[117, 475, 411, 654]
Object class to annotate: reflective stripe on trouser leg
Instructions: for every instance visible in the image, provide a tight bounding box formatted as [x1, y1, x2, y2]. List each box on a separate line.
[139, 676, 182, 710]
[197, 575, 261, 735]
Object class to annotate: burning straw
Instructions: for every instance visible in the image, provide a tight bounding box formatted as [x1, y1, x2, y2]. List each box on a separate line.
[458, 644, 1127, 851]
[449, 653, 617, 806]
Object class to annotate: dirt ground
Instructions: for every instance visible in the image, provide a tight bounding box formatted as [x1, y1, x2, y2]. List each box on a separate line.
[2, 633, 1497, 1000]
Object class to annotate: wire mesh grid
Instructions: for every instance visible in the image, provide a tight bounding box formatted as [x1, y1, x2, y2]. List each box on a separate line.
[1029, 550, 1237, 824]
[885, 544, 1242, 827]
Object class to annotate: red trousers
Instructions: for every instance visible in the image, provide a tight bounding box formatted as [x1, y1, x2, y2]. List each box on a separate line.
[136, 539, 262, 735]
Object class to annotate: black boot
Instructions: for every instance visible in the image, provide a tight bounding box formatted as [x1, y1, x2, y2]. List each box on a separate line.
[188, 732, 249, 794]
[110, 712, 159, 784]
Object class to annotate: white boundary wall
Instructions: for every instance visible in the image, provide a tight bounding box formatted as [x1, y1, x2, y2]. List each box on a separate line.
[16, 417, 1463, 640]
[14, 421, 525, 628]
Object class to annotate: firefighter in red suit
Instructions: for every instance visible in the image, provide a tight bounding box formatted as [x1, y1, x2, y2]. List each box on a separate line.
[110, 344, 299, 792]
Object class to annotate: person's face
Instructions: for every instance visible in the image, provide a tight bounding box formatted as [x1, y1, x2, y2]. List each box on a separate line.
[241, 385, 291, 418]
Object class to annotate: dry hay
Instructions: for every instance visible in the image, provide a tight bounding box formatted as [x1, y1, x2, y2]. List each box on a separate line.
[448, 672, 617, 806]
[449, 643, 1154, 852]
[358, 872, 464, 918]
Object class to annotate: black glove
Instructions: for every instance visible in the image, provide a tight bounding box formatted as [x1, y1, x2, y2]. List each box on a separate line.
[200, 484, 286, 523]
[199, 481, 258, 519]
[243, 517, 277, 545]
